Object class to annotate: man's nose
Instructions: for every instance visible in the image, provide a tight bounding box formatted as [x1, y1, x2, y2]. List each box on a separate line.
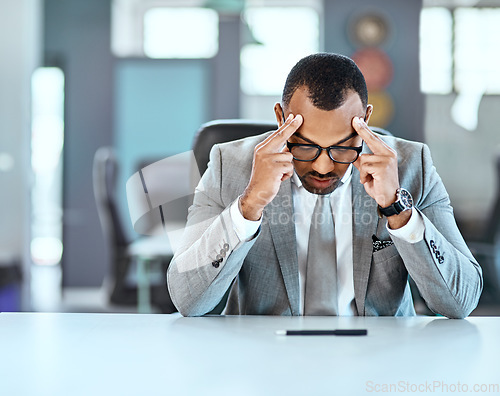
[311, 149, 335, 175]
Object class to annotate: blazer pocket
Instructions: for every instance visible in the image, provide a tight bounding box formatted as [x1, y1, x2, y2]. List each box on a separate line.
[370, 244, 406, 286]
[367, 244, 409, 316]
[372, 244, 399, 262]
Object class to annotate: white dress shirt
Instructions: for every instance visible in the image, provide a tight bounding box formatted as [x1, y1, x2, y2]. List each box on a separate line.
[230, 165, 425, 316]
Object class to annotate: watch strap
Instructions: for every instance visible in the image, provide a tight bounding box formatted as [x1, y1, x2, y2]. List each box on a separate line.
[378, 202, 401, 217]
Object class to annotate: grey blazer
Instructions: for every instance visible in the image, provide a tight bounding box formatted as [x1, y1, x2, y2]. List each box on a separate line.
[167, 132, 483, 318]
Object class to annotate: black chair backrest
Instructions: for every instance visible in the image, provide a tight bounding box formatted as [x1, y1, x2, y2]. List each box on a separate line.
[93, 147, 129, 249]
[192, 119, 277, 175]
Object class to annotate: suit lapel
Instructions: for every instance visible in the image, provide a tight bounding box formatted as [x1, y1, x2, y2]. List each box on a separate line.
[265, 178, 300, 316]
[351, 167, 379, 315]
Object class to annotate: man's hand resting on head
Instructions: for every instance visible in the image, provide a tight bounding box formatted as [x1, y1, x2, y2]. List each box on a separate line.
[352, 116, 411, 229]
[240, 114, 303, 221]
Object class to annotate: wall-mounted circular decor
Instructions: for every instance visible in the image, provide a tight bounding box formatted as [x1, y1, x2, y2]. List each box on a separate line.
[352, 48, 394, 91]
[349, 12, 391, 47]
[367, 90, 395, 128]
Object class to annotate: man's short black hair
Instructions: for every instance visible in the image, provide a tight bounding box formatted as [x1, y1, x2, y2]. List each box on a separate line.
[282, 53, 368, 111]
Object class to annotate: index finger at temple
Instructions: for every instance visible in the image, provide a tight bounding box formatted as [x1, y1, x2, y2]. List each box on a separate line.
[267, 114, 303, 150]
[352, 116, 391, 154]
[258, 113, 293, 147]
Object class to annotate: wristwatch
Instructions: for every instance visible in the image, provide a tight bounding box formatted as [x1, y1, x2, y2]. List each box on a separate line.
[377, 188, 413, 218]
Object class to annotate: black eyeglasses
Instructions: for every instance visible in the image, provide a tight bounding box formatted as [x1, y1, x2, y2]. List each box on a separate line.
[287, 133, 363, 164]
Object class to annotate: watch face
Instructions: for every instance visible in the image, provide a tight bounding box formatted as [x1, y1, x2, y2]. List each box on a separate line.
[398, 189, 413, 210]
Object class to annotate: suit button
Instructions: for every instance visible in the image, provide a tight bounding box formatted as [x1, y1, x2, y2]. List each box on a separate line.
[223, 243, 229, 251]
[212, 261, 220, 268]
[216, 254, 222, 261]
[220, 249, 226, 257]
[438, 256, 444, 264]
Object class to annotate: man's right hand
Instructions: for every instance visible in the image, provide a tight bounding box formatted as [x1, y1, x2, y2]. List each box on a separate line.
[239, 114, 303, 221]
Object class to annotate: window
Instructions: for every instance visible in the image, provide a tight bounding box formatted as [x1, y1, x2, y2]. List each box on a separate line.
[240, 6, 320, 96]
[144, 7, 218, 59]
[419, 7, 453, 94]
[31, 68, 65, 266]
[111, 0, 219, 59]
[420, 6, 500, 95]
[454, 8, 500, 94]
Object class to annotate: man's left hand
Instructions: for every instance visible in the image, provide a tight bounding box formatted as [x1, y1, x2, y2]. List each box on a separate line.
[352, 117, 411, 229]
[352, 116, 399, 207]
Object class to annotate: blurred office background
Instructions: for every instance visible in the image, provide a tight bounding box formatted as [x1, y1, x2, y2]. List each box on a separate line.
[1, 0, 499, 314]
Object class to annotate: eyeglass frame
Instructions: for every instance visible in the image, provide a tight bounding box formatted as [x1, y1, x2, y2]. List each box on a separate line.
[286, 132, 364, 164]
[280, 109, 364, 164]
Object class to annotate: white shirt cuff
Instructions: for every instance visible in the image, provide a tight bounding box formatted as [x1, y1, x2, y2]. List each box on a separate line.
[387, 207, 425, 244]
[230, 197, 262, 242]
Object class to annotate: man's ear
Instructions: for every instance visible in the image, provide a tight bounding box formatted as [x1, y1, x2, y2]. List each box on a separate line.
[274, 103, 284, 126]
[364, 104, 374, 124]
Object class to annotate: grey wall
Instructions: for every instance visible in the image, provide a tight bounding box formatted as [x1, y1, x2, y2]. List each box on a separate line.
[210, 14, 241, 119]
[44, 0, 114, 287]
[324, 0, 424, 142]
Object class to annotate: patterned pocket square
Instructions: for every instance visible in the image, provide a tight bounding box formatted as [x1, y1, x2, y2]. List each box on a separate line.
[372, 235, 394, 252]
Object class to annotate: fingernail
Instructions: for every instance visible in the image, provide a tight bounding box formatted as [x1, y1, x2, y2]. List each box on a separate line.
[287, 114, 293, 121]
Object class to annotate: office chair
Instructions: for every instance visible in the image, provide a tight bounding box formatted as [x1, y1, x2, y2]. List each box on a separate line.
[482, 152, 500, 246]
[190, 119, 398, 314]
[193, 119, 278, 176]
[190, 119, 276, 312]
[465, 151, 500, 306]
[93, 147, 176, 312]
[93, 147, 133, 305]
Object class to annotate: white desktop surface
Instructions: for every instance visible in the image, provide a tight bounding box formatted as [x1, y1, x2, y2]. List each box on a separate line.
[0, 313, 498, 396]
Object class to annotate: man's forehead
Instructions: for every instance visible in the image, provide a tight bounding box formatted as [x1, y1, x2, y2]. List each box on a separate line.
[293, 130, 359, 146]
[287, 104, 363, 147]
[286, 93, 364, 128]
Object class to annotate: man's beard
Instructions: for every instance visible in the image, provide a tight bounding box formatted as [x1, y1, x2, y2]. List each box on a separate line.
[298, 170, 342, 195]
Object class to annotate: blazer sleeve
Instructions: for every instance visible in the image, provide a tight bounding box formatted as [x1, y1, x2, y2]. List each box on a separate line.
[391, 143, 483, 318]
[167, 145, 258, 317]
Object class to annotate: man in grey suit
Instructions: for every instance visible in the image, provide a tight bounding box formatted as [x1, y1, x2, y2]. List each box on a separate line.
[167, 53, 482, 318]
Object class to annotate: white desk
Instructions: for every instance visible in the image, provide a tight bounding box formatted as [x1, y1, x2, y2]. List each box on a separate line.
[0, 313, 498, 395]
